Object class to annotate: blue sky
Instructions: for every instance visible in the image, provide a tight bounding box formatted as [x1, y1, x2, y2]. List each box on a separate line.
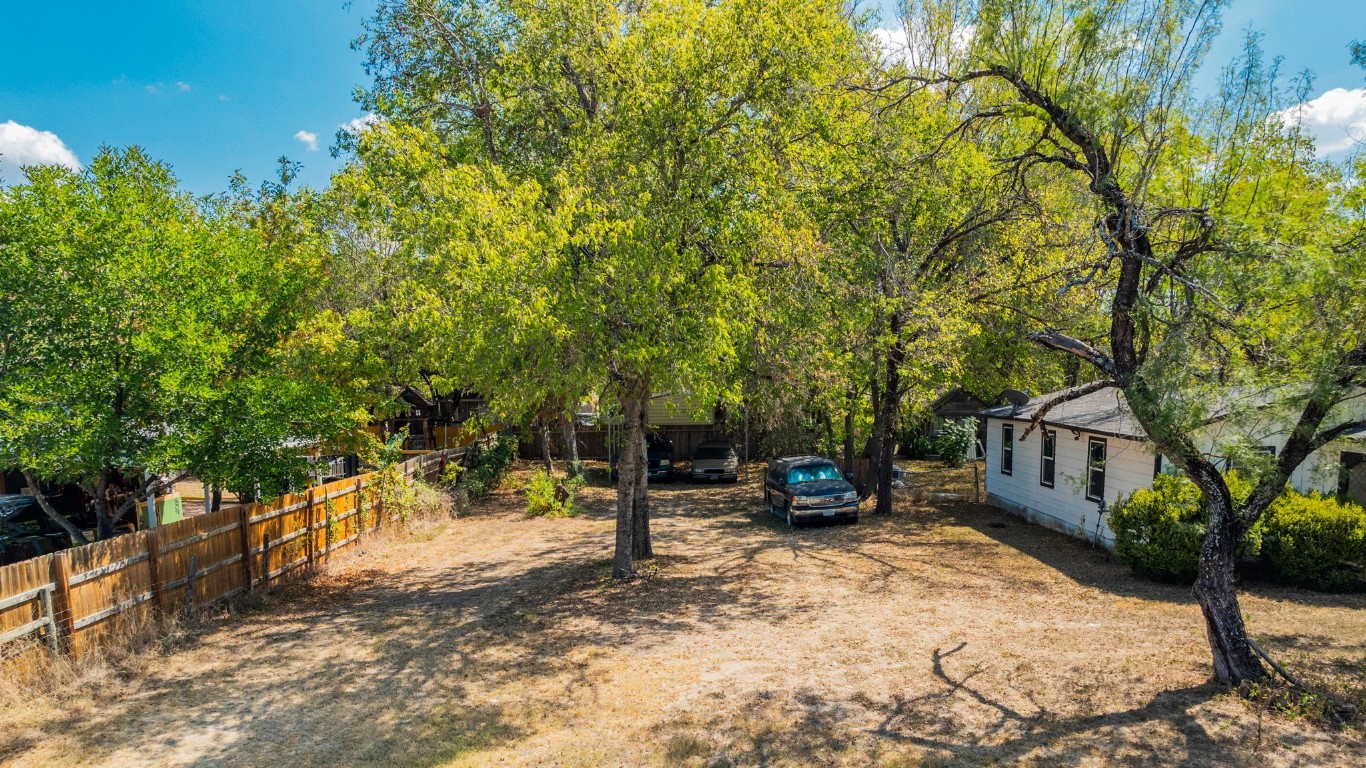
[1, 1, 1363, 195]
[1, 1, 378, 193]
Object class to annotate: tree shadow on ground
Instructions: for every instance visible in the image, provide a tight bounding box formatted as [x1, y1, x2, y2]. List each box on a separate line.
[657, 642, 1324, 767]
[26, 529, 821, 768]
[941, 502, 1366, 614]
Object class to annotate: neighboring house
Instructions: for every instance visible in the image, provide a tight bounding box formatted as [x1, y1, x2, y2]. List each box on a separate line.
[647, 392, 716, 427]
[981, 384, 1366, 547]
[374, 386, 487, 450]
[922, 387, 1006, 459]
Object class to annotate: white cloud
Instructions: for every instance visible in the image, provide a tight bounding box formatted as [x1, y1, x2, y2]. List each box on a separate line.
[870, 24, 975, 68]
[340, 113, 381, 135]
[871, 27, 909, 64]
[0, 121, 81, 183]
[176, 81, 191, 93]
[294, 130, 320, 152]
[1276, 87, 1366, 156]
[145, 83, 162, 95]
[218, 94, 230, 103]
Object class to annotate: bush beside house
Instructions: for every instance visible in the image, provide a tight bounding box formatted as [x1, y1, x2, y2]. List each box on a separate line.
[1263, 493, 1366, 592]
[1110, 473, 1261, 583]
[1111, 472, 1366, 591]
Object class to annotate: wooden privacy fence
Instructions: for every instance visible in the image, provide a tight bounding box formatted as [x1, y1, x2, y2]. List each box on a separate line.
[0, 440, 484, 672]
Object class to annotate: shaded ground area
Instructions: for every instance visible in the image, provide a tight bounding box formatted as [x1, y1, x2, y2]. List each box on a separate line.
[3, 461, 1364, 767]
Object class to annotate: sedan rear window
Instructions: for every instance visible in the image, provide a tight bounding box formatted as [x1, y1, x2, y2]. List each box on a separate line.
[788, 464, 842, 484]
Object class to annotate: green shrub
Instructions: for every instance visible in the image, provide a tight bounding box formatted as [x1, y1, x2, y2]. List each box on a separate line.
[1262, 492, 1366, 592]
[902, 426, 934, 460]
[933, 417, 978, 468]
[1110, 472, 1261, 583]
[525, 471, 584, 518]
[438, 461, 464, 488]
[458, 432, 517, 499]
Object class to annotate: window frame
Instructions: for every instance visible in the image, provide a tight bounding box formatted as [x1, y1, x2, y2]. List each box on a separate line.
[1086, 437, 1107, 502]
[1040, 429, 1056, 488]
[1001, 424, 1014, 475]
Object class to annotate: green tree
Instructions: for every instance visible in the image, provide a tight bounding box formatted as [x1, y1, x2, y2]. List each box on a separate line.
[0, 148, 367, 537]
[910, 0, 1366, 685]
[348, 0, 861, 577]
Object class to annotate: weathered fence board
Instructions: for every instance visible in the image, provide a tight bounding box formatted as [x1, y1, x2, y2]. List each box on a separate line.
[0, 432, 496, 674]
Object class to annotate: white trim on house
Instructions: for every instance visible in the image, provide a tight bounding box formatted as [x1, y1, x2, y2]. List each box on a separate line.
[982, 385, 1366, 548]
[985, 418, 1153, 546]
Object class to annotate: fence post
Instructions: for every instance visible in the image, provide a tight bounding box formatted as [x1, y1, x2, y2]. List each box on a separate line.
[51, 555, 75, 652]
[355, 477, 366, 551]
[305, 488, 316, 571]
[262, 534, 273, 595]
[39, 586, 59, 655]
[239, 505, 254, 593]
[146, 528, 164, 615]
[377, 473, 386, 530]
[324, 499, 334, 564]
[973, 462, 981, 503]
[183, 556, 198, 619]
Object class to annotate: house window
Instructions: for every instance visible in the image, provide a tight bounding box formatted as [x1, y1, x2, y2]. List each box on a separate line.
[1001, 424, 1014, 475]
[1229, 445, 1276, 473]
[1040, 430, 1056, 488]
[1086, 437, 1107, 502]
[1153, 452, 1163, 479]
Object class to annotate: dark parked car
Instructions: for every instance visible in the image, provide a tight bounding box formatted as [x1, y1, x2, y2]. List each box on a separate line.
[612, 433, 676, 482]
[690, 441, 738, 483]
[1, 495, 73, 565]
[763, 456, 859, 526]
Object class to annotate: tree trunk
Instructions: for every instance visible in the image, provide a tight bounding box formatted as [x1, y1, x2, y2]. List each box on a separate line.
[613, 380, 651, 579]
[863, 374, 884, 500]
[822, 410, 837, 461]
[561, 418, 582, 479]
[874, 341, 904, 516]
[843, 397, 856, 474]
[92, 471, 119, 540]
[539, 421, 555, 474]
[1190, 470, 1266, 685]
[21, 471, 90, 546]
[630, 392, 652, 560]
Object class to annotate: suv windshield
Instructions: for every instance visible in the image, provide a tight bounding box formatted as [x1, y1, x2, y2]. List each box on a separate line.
[696, 445, 732, 460]
[787, 464, 842, 484]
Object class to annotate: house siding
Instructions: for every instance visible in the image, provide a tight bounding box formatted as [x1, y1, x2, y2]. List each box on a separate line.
[986, 406, 1366, 549]
[985, 418, 1158, 547]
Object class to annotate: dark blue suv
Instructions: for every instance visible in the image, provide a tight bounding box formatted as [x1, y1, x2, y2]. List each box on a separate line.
[1, 495, 73, 565]
[763, 456, 860, 527]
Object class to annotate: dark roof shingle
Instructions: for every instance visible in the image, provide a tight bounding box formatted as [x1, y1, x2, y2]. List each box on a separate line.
[980, 385, 1147, 440]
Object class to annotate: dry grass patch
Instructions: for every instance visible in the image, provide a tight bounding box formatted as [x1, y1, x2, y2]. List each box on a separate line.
[1, 460, 1363, 767]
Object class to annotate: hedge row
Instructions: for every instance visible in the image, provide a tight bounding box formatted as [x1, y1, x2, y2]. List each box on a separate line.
[1110, 472, 1366, 592]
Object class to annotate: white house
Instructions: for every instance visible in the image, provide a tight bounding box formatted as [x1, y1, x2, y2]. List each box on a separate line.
[981, 385, 1366, 547]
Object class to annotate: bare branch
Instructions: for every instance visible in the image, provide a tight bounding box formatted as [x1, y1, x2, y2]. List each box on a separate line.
[1027, 329, 1118, 378]
[20, 470, 91, 546]
[1018, 380, 1119, 440]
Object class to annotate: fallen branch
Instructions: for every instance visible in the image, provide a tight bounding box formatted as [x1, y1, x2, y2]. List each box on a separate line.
[1248, 638, 1308, 690]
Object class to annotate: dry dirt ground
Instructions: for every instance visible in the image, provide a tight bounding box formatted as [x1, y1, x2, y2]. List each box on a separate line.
[3, 461, 1365, 767]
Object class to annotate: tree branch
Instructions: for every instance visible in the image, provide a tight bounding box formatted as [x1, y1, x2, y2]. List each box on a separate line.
[1027, 330, 1118, 378]
[1018, 380, 1119, 440]
[21, 471, 91, 546]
